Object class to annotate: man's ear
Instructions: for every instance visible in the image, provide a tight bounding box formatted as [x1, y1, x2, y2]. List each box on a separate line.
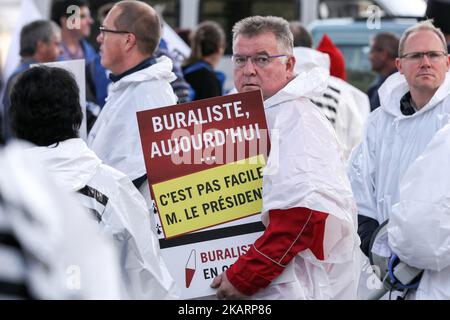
[286, 55, 296, 78]
[395, 57, 403, 74]
[60, 16, 67, 29]
[381, 49, 390, 62]
[35, 40, 46, 55]
[124, 33, 137, 52]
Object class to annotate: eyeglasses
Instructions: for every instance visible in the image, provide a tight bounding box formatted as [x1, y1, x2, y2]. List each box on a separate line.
[231, 54, 288, 68]
[399, 51, 447, 62]
[99, 26, 130, 35]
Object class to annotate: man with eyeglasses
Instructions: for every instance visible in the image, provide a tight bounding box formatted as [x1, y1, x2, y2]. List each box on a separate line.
[211, 16, 361, 300]
[87, 1, 178, 213]
[348, 21, 450, 266]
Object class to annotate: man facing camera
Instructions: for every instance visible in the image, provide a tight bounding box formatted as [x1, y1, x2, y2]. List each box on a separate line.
[211, 16, 361, 300]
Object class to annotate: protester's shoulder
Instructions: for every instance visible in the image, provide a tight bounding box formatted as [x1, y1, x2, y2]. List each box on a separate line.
[0, 141, 89, 227]
[94, 163, 145, 202]
[426, 119, 450, 151]
[6, 70, 24, 95]
[81, 40, 98, 63]
[93, 163, 128, 188]
[119, 59, 173, 85]
[273, 98, 346, 163]
[298, 97, 334, 123]
[332, 77, 369, 101]
[364, 104, 392, 129]
[328, 76, 349, 91]
[117, 74, 176, 108]
[183, 64, 215, 78]
[275, 97, 336, 138]
[441, 90, 450, 106]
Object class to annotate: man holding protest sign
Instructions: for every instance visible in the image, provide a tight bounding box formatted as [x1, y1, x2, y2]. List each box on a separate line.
[211, 16, 361, 299]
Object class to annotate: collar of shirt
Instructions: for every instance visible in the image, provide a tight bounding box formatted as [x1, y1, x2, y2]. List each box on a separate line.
[61, 42, 84, 60]
[400, 91, 416, 116]
[376, 69, 397, 86]
[109, 56, 157, 83]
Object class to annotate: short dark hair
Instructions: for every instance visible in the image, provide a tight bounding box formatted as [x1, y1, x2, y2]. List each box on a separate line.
[20, 20, 60, 57]
[10, 66, 82, 146]
[113, 1, 161, 55]
[289, 21, 312, 48]
[185, 21, 226, 65]
[372, 32, 399, 59]
[51, 0, 90, 26]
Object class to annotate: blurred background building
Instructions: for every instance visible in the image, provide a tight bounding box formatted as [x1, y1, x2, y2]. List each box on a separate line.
[0, 0, 428, 93]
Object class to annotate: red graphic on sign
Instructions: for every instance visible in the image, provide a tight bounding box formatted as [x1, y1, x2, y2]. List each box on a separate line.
[185, 249, 196, 288]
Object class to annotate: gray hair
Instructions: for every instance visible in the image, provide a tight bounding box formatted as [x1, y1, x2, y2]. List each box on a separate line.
[398, 20, 448, 57]
[232, 16, 294, 55]
[20, 20, 60, 57]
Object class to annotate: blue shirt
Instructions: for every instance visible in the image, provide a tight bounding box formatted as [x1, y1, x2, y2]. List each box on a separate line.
[367, 69, 397, 112]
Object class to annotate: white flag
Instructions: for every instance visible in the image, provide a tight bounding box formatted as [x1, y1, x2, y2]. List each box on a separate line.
[162, 21, 191, 63]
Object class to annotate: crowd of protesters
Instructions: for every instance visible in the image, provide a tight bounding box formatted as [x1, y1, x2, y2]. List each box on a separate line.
[1, 0, 450, 300]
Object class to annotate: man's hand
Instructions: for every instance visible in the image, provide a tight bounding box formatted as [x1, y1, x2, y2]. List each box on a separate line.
[210, 272, 247, 300]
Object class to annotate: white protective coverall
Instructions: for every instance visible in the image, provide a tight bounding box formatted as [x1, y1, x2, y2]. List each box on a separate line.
[388, 121, 450, 299]
[293, 47, 370, 159]
[87, 56, 178, 208]
[348, 71, 450, 224]
[26, 138, 180, 299]
[0, 141, 121, 299]
[226, 73, 361, 300]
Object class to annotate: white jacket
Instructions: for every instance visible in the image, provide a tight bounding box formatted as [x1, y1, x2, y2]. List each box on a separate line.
[88, 56, 178, 182]
[0, 141, 121, 299]
[388, 121, 450, 299]
[293, 47, 370, 159]
[348, 72, 450, 223]
[253, 74, 361, 299]
[26, 138, 180, 299]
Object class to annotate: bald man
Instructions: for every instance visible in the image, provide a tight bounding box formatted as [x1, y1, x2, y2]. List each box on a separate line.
[88, 1, 178, 210]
